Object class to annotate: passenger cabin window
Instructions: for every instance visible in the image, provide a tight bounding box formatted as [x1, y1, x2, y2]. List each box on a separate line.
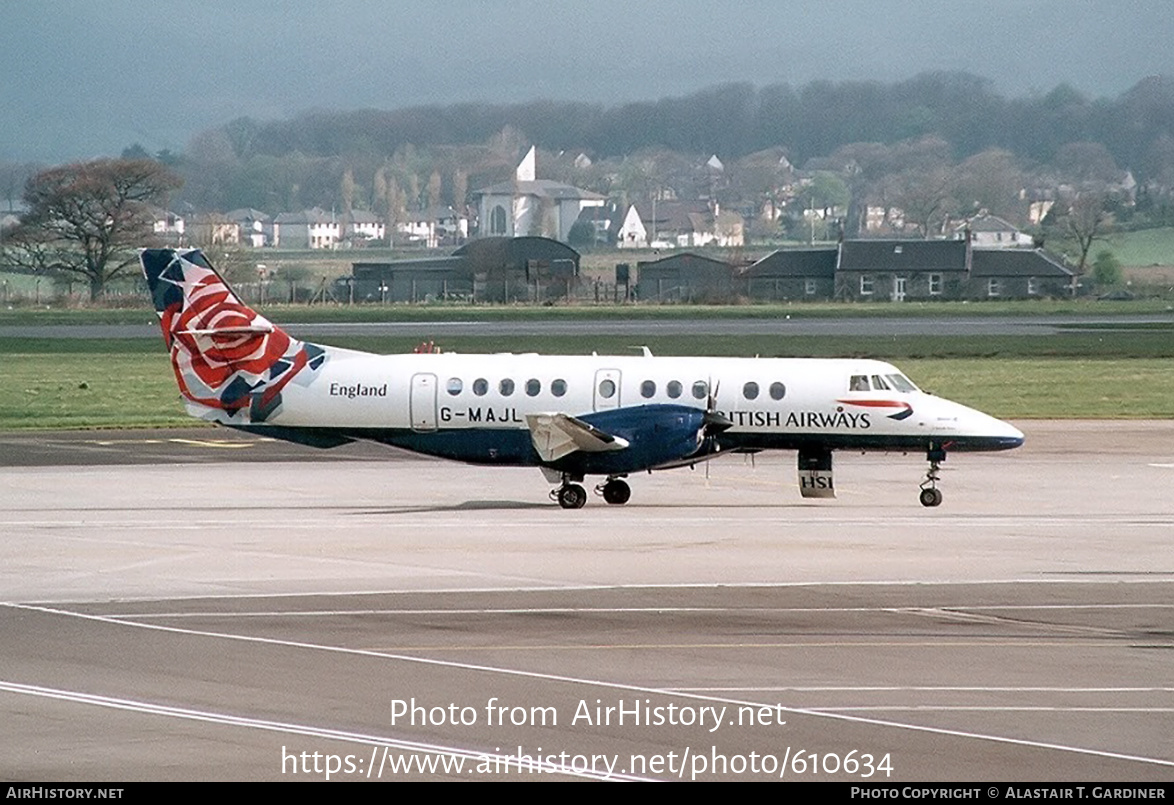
[551, 379, 567, 397]
[849, 375, 870, 391]
[769, 382, 786, 400]
[742, 381, 759, 400]
[473, 378, 488, 396]
[692, 380, 709, 400]
[666, 380, 682, 399]
[525, 378, 541, 397]
[499, 378, 515, 396]
[446, 377, 463, 396]
[598, 379, 616, 398]
[640, 380, 656, 398]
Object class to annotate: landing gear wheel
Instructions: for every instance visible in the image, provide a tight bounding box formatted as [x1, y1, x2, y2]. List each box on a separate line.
[919, 487, 943, 507]
[601, 479, 631, 505]
[919, 445, 945, 507]
[557, 483, 588, 509]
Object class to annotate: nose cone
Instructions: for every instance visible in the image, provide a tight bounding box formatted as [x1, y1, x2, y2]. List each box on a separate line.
[929, 397, 1024, 451]
[989, 418, 1025, 450]
[959, 405, 1024, 451]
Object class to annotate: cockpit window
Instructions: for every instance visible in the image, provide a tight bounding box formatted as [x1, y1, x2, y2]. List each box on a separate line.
[885, 374, 918, 393]
[871, 375, 890, 390]
[849, 375, 870, 391]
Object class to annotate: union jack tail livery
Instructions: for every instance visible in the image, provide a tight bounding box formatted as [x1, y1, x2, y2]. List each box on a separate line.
[140, 248, 326, 424]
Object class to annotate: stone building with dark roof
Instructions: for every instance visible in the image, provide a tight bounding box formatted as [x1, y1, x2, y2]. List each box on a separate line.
[834, 239, 1075, 301]
[742, 248, 838, 300]
[836, 239, 971, 301]
[969, 249, 1074, 299]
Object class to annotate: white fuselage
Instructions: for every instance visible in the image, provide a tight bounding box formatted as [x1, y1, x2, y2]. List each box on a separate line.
[244, 348, 1021, 451]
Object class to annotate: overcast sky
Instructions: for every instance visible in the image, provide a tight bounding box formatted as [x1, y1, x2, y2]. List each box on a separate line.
[3, 0, 1173, 162]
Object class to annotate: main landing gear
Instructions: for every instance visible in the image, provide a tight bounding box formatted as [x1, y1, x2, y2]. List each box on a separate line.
[919, 445, 946, 507]
[551, 475, 631, 508]
[552, 481, 587, 509]
[596, 477, 631, 505]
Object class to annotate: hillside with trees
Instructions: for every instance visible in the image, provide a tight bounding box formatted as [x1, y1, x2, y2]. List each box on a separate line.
[131, 72, 1174, 243]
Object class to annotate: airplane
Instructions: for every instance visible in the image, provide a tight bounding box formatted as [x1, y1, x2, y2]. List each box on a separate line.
[140, 248, 1024, 508]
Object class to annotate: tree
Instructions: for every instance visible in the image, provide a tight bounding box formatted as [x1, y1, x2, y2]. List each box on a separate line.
[4, 158, 182, 300]
[1092, 250, 1123, 287]
[426, 170, 442, 209]
[1050, 193, 1113, 274]
[889, 166, 955, 238]
[451, 169, 468, 213]
[340, 168, 355, 218]
[795, 172, 850, 243]
[952, 149, 1023, 220]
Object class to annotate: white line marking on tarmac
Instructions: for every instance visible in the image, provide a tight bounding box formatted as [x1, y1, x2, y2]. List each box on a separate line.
[0, 680, 650, 782]
[7, 601, 1173, 770]
[17, 576, 1174, 606]
[93, 603, 1174, 619]
[6, 512, 1174, 533]
[673, 686, 1174, 693]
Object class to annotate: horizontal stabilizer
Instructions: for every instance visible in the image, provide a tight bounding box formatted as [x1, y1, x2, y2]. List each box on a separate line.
[526, 413, 629, 463]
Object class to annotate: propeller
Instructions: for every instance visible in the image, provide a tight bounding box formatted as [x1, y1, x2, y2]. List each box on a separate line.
[700, 379, 731, 483]
[702, 379, 732, 436]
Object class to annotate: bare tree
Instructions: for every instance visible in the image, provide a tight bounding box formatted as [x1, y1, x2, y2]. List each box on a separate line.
[451, 169, 468, 212]
[426, 170, 443, 209]
[890, 166, 955, 238]
[953, 149, 1023, 221]
[4, 158, 182, 300]
[339, 168, 355, 218]
[1052, 192, 1113, 274]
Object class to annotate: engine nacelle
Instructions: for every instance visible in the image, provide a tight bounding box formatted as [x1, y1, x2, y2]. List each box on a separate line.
[557, 404, 711, 476]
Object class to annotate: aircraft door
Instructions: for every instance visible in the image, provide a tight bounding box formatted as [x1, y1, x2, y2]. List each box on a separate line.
[410, 373, 438, 431]
[593, 368, 622, 411]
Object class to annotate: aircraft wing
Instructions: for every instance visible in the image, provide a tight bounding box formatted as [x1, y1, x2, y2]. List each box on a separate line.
[525, 413, 630, 463]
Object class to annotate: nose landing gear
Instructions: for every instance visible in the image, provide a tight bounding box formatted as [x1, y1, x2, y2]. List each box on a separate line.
[919, 445, 946, 507]
[919, 484, 943, 507]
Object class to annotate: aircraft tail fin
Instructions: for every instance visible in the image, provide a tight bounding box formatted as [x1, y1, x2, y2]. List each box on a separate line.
[140, 248, 326, 424]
